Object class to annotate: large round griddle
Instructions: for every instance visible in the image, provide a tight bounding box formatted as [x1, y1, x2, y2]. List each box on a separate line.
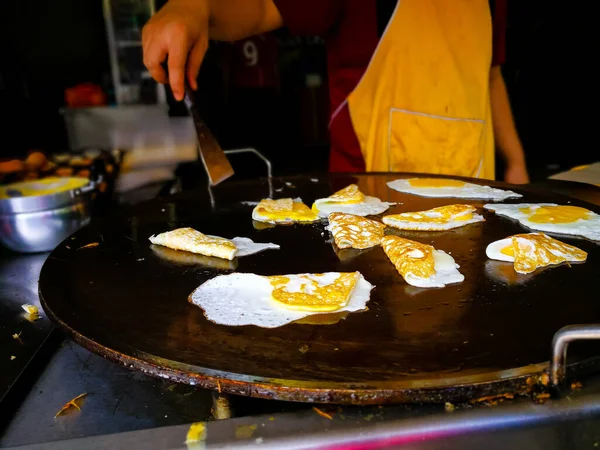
[39, 174, 600, 404]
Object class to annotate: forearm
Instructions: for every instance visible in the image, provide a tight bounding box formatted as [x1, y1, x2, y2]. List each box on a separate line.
[489, 66, 525, 166]
[207, 0, 282, 41]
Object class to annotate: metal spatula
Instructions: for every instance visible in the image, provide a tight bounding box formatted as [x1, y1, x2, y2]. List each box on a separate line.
[183, 85, 234, 186]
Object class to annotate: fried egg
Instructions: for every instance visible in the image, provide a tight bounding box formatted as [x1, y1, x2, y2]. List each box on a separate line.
[382, 204, 484, 231]
[312, 184, 395, 218]
[150, 245, 238, 270]
[486, 232, 587, 274]
[189, 272, 373, 328]
[327, 212, 386, 249]
[483, 203, 600, 242]
[252, 198, 319, 224]
[387, 178, 522, 200]
[382, 235, 464, 288]
[149, 228, 279, 260]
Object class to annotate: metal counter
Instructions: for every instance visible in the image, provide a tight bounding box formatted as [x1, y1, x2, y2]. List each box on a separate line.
[0, 251, 53, 403]
[2, 338, 600, 449]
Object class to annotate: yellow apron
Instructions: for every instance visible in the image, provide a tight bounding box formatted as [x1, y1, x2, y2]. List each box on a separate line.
[347, 0, 495, 179]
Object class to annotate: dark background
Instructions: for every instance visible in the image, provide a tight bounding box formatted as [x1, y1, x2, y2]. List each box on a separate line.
[0, 1, 597, 179]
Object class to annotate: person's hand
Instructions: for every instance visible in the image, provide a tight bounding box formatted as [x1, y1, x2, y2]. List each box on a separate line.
[142, 0, 210, 100]
[504, 161, 530, 184]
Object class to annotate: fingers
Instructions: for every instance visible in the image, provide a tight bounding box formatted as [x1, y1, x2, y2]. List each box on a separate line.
[186, 36, 208, 90]
[143, 39, 169, 85]
[167, 29, 189, 101]
[142, 5, 210, 98]
[142, 22, 169, 84]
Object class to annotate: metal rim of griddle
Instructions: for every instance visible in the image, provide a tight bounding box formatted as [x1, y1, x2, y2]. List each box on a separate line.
[39, 173, 600, 405]
[35, 293, 600, 404]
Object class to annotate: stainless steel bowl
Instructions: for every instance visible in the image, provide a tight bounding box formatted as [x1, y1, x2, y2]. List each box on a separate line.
[0, 179, 95, 253]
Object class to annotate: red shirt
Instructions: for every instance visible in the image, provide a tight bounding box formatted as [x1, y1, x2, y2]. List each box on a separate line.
[274, 0, 508, 172]
[227, 33, 279, 88]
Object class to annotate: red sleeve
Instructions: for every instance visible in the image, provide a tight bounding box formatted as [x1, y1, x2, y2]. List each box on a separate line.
[274, 0, 342, 36]
[491, 0, 507, 66]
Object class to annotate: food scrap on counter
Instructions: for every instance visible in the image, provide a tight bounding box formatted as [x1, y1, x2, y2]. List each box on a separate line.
[54, 393, 88, 418]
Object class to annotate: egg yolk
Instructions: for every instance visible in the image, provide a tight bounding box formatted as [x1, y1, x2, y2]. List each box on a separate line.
[326, 184, 365, 204]
[257, 200, 318, 222]
[328, 212, 385, 249]
[382, 235, 436, 279]
[408, 178, 466, 188]
[258, 198, 293, 212]
[269, 272, 359, 312]
[520, 205, 590, 224]
[500, 245, 515, 257]
[387, 204, 475, 224]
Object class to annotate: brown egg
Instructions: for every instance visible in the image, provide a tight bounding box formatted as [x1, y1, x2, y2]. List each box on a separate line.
[56, 167, 74, 177]
[0, 159, 25, 174]
[24, 152, 47, 170]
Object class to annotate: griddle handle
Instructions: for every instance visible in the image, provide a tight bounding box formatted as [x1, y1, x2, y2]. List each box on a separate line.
[550, 324, 600, 386]
[206, 148, 273, 210]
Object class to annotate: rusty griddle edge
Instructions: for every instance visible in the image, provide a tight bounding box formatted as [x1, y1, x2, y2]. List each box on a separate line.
[39, 284, 557, 405]
[37, 173, 600, 405]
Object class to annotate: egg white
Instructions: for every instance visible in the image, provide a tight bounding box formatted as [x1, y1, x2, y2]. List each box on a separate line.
[486, 238, 515, 262]
[204, 235, 279, 257]
[483, 203, 600, 242]
[314, 196, 394, 218]
[404, 250, 464, 288]
[189, 272, 374, 328]
[387, 179, 522, 201]
[230, 237, 280, 257]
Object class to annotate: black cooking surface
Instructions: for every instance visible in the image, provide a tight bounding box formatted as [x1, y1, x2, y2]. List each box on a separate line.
[38, 174, 600, 403]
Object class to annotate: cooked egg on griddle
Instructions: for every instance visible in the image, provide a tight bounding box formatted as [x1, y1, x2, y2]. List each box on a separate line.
[387, 178, 521, 200]
[327, 212, 386, 250]
[189, 272, 373, 328]
[483, 203, 600, 242]
[382, 204, 484, 231]
[149, 228, 279, 260]
[381, 235, 464, 288]
[312, 184, 395, 218]
[252, 198, 319, 224]
[150, 245, 238, 270]
[486, 232, 587, 274]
